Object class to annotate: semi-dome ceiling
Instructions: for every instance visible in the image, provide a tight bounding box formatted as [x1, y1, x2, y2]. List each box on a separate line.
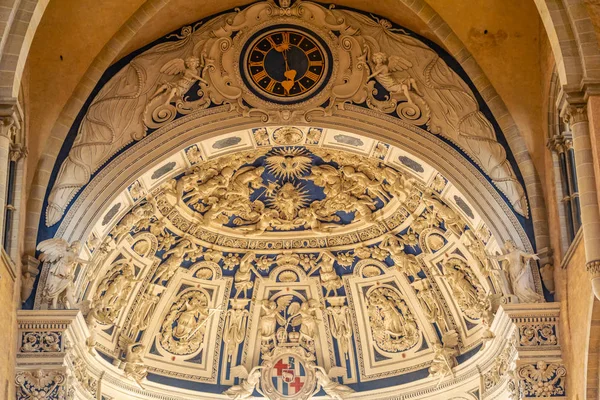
[63, 127, 523, 399]
[28, 1, 545, 398]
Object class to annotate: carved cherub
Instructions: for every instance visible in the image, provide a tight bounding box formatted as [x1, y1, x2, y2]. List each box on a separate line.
[111, 202, 155, 243]
[150, 55, 209, 107]
[315, 251, 343, 296]
[367, 51, 423, 105]
[37, 238, 88, 309]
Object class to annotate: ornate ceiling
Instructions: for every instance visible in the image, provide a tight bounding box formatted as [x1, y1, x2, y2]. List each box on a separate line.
[26, 1, 548, 399]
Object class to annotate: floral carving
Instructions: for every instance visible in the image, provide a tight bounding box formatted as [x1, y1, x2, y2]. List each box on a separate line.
[518, 362, 566, 397]
[15, 370, 67, 400]
[20, 332, 61, 353]
[519, 324, 557, 347]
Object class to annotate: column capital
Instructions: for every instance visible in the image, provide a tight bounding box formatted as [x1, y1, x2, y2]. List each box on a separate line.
[493, 303, 566, 399]
[587, 259, 600, 275]
[547, 132, 573, 153]
[565, 105, 588, 124]
[10, 142, 27, 161]
[16, 310, 98, 399]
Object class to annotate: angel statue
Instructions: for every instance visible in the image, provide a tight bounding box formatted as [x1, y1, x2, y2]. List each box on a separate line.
[37, 238, 88, 309]
[311, 365, 354, 400]
[123, 343, 148, 389]
[490, 240, 544, 303]
[223, 365, 264, 400]
[367, 51, 423, 105]
[149, 54, 209, 107]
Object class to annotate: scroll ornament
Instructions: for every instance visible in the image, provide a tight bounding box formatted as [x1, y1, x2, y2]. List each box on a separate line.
[46, 0, 528, 227]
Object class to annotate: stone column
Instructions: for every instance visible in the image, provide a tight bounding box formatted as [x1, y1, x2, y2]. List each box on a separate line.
[0, 117, 13, 247]
[16, 310, 97, 400]
[567, 105, 600, 298]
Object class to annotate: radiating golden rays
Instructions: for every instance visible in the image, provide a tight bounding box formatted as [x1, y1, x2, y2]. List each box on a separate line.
[265, 147, 312, 180]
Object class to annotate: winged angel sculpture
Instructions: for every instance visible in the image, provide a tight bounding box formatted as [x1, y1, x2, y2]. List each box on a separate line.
[329, 9, 529, 217]
[312, 365, 354, 400]
[37, 238, 87, 309]
[224, 365, 264, 400]
[46, 0, 529, 230]
[45, 13, 238, 226]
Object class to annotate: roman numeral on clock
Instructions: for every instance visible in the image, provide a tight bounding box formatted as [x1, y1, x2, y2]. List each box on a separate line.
[265, 78, 277, 92]
[304, 71, 320, 81]
[253, 69, 268, 81]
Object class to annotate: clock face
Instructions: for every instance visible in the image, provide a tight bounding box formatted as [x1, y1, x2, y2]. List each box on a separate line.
[242, 27, 331, 103]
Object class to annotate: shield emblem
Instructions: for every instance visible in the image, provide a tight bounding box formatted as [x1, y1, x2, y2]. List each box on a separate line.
[270, 355, 307, 396]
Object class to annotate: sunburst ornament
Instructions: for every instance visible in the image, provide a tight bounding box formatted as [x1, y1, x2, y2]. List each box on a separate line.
[268, 182, 310, 221]
[265, 147, 312, 180]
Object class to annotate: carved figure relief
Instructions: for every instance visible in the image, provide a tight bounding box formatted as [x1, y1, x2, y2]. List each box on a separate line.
[160, 289, 210, 355]
[443, 258, 489, 320]
[123, 343, 148, 388]
[92, 260, 140, 325]
[46, 0, 528, 228]
[366, 286, 419, 353]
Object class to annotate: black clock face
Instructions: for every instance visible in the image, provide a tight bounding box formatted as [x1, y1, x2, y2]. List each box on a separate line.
[242, 27, 331, 103]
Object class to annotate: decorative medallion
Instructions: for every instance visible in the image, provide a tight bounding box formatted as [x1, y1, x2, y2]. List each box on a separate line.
[241, 26, 332, 104]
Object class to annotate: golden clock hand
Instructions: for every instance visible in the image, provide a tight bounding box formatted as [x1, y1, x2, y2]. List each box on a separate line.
[282, 49, 290, 71]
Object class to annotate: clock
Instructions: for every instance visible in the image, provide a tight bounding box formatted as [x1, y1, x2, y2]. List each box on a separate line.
[241, 26, 332, 104]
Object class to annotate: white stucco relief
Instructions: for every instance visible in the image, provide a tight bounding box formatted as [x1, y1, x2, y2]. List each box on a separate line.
[45, 0, 529, 228]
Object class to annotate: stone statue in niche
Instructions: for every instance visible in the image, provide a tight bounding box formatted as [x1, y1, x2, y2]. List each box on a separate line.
[36, 238, 87, 309]
[491, 241, 544, 303]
